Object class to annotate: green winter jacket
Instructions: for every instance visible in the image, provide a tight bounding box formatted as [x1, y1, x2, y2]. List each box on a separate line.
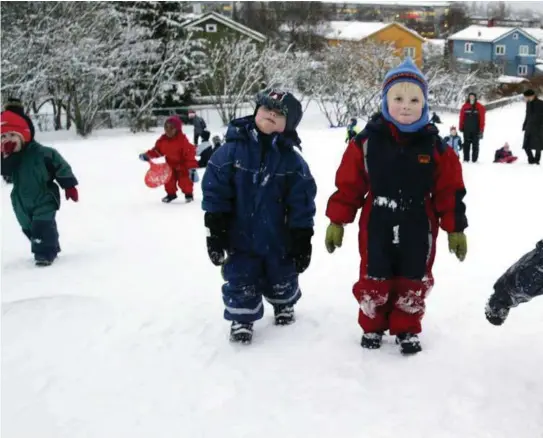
[3, 141, 78, 229]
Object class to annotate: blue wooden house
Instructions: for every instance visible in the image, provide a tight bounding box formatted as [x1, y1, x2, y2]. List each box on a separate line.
[448, 25, 539, 77]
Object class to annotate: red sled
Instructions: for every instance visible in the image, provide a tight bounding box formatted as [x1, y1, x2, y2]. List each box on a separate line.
[144, 161, 172, 188]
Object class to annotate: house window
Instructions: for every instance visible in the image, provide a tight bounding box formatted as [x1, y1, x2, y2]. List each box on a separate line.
[513, 33, 519, 40]
[519, 45, 529, 56]
[495, 45, 506, 55]
[404, 47, 416, 58]
[464, 42, 474, 53]
[518, 65, 528, 76]
[205, 23, 217, 33]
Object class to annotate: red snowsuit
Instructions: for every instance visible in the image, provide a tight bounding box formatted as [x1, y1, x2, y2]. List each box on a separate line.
[326, 116, 468, 335]
[146, 119, 198, 196]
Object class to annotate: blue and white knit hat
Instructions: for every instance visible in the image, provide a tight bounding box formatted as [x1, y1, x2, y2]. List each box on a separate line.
[381, 57, 429, 133]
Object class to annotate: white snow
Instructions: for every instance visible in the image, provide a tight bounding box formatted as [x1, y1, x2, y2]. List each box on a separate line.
[3, 102, 543, 438]
[498, 75, 529, 84]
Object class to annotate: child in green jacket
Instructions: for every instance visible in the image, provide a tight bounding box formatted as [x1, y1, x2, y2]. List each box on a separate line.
[1, 110, 79, 266]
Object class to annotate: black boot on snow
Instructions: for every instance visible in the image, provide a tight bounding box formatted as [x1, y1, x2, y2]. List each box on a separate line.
[485, 300, 510, 326]
[396, 333, 422, 355]
[274, 305, 295, 325]
[162, 194, 177, 203]
[185, 194, 194, 203]
[230, 322, 253, 344]
[361, 331, 384, 349]
[35, 257, 56, 267]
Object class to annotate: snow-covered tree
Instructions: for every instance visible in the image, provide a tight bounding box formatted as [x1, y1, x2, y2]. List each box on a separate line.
[307, 40, 401, 127]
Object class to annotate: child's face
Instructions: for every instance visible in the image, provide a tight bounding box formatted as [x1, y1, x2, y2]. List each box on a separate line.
[1, 132, 23, 157]
[255, 106, 287, 135]
[386, 82, 425, 126]
[450, 128, 457, 136]
[164, 122, 177, 138]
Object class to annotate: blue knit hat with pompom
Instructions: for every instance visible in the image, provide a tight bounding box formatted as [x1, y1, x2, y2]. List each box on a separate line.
[381, 57, 429, 133]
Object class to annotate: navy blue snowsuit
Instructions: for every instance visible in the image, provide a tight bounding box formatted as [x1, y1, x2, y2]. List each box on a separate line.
[202, 116, 317, 323]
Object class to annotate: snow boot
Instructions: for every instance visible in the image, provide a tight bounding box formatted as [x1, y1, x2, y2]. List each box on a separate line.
[230, 322, 253, 344]
[485, 300, 510, 326]
[35, 256, 56, 267]
[361, 331, 384, 349]
[185, 194, 194, 203]
[396, 333, 422, 355]
[273, 305, 295, 325]
[162, 194, 177, 203]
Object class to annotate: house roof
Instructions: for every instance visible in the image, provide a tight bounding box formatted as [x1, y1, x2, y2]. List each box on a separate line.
[448, 25, 539, 44]
[525, 28, 543, 42]
[324, 21, 425, 42]
[181, 11, 266, 43]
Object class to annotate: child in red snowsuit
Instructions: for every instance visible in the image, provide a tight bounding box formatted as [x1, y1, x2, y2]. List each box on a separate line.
[324, 58, 469, 355]
[140, 116, 199, 203]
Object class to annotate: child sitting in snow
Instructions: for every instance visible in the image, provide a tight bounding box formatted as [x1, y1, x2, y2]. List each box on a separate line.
[196, 130, 213, 168]
[325, 58, 468, 355]
[493, 142, 518, 164]
[211, 134, 223, 153]
[139, 115, 199, 203]
[443, 126, 463, 157]
[485, 240, 543, 326]
[1, 110, 79, 266]
[201, 89, 317, 344]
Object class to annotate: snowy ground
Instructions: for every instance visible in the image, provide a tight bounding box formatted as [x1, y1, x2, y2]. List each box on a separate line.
[2, 103, 543, 438]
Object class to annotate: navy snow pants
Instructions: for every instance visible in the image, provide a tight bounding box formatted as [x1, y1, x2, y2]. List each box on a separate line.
[22, 216, 61, 261]
[221, 252, 301, 323]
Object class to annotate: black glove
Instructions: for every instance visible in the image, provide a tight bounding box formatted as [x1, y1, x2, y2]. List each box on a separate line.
[204, 212, 229, 266]
[288, 228, 314, 273]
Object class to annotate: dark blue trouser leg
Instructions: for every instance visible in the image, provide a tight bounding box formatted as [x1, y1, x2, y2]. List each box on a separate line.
[31, 218, 60, 261]
[222, 253, 265, 323]
[262, 255, 301, 308]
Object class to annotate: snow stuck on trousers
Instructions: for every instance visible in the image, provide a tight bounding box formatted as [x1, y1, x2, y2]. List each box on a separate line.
[2, 102, 543, 438]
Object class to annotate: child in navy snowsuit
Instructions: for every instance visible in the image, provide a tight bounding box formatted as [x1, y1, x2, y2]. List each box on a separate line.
[202, 90, 317, 344]
[486, 240, 543, 325]
[493, 143, 518, 163]
[443, 126, 463, 157]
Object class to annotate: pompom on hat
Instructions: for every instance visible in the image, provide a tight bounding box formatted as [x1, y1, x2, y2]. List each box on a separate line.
[381, 57, 430, 133]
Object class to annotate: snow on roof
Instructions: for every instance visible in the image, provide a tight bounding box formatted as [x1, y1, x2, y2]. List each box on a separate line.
[323, 21, 425, 42]
[456, 58, 477, 64]
[449, 25, 540, 43]
[536, 64, 543, 72]
[498, 75, 529, 84]
[525, 27, 543, 42]
[324, 21, 387, 41]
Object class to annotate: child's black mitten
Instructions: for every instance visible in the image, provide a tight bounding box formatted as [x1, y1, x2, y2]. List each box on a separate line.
[288, 228, 314, 273]
[204, 212, 229, 266]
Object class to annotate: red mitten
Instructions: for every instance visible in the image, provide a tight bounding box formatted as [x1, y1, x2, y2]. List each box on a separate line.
[65, 187, 79, 202]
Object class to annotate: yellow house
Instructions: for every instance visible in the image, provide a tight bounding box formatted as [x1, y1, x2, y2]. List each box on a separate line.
[325, 21, 426, 68]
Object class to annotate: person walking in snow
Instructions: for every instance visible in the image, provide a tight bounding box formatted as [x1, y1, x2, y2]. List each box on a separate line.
[188, 110, 207, 146]
[195, 130, 213, 168]
[201, 89, 317, 344]
[324, 58, 468, 355]
[459, 92, 485, 163]
[139, 115, 199, 203]
[443, 126, 463, 157]
[1, 110, 79, 266]
[522, 89, 543, 165]
[485, 240, 543, 326]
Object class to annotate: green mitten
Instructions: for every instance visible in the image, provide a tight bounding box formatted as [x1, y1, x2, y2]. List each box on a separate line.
[448, 232, 467, 262]
[325, 223, 344, 254]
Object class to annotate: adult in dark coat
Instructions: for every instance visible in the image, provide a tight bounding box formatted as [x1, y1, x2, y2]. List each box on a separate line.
[522, 89, 543, 165]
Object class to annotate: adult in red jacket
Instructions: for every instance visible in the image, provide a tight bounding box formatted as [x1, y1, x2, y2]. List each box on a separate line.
[140, 116, 199, 203]
[459, 93, 485, 163]
[325, 58, 468, 355]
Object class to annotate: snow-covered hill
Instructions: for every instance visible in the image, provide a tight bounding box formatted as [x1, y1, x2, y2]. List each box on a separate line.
[2, 103, 542, 438]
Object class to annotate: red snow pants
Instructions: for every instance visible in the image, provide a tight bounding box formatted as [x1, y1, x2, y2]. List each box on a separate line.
[353, 200, 438, 335]
[165, 168, 193, 196]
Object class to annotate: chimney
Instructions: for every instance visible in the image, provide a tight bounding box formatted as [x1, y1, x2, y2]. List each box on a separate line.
[488, 18, 495, 28]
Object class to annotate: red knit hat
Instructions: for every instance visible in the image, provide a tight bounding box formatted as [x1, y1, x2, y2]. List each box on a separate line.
[1, 110, 32, 143]
[165, 115, 182, 132]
